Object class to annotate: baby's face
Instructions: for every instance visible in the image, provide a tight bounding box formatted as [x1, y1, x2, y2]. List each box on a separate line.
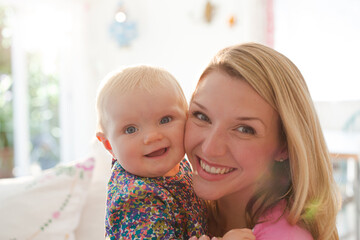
[104, 86, 187, 177]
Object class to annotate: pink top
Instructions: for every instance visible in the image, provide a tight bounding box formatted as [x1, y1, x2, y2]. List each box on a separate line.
[253, 200, 313, 240]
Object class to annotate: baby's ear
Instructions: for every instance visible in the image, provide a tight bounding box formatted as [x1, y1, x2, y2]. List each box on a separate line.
[96, 132, 114, 157]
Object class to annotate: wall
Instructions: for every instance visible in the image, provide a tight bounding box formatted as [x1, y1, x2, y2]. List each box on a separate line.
[274, 0, 360, 102]
[315, 101, 360, 131]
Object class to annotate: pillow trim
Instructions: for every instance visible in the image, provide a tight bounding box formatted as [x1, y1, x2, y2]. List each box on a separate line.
[21, 157, 95, 240]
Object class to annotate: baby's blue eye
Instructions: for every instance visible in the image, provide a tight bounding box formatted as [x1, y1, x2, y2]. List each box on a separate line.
[125, 126, 138, 134]
[160, 116, 172, 124]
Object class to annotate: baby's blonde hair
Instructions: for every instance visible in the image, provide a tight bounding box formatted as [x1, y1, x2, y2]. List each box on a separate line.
[96, 65, 188, 133]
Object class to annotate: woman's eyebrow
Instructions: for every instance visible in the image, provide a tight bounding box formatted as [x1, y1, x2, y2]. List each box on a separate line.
[192, 100, 266, 128]
[191, 101, 207, 110]
[236, 117, 265, 127]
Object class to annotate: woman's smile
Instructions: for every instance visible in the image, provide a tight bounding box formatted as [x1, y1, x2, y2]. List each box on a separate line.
[199, 158, 235, 175]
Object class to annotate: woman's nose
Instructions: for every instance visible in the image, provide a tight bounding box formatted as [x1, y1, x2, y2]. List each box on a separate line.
[201, 128, 227, 157]
[144, 130, 163, 144]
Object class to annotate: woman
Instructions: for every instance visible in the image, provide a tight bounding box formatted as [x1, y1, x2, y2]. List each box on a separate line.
[185, 43, 340, 239]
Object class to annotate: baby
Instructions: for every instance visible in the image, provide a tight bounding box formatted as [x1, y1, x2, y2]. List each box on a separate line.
[95, 65, 207, 239]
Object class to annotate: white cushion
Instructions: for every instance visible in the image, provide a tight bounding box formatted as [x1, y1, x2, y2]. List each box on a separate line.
[75, 181, 108, 239]
[75, 142, 112, 240]
[0, 157, 94, 240]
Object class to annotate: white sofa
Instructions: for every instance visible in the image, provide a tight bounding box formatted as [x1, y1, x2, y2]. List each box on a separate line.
[0, 143, 112, 240]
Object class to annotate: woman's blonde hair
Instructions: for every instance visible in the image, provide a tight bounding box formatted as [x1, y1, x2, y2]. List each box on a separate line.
[196, 43, 340, 239]
[96, 65, 188, 133]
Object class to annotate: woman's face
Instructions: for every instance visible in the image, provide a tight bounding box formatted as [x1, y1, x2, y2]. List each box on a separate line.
[185, 70, 287, 202]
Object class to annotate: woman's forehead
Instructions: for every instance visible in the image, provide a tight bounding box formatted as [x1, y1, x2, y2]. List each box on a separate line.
[192, 70, 279, 125]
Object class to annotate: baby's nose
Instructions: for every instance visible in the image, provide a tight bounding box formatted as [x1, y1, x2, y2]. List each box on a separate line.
[144, 131, 163, 144]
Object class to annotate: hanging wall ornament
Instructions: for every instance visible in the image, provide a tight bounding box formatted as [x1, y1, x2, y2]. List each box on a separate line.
[228, 15, 236, 27]
[204, 0, 215, 23]
[109, 1, 138, 47]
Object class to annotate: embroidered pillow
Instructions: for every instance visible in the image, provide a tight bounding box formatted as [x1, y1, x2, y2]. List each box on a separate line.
[0, 157, 94, 240]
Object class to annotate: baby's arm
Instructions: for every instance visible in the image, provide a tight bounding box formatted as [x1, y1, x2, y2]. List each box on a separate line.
[190, 228, 255, 240]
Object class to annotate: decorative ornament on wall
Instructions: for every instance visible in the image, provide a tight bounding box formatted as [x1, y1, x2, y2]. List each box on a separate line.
[109, 1, 138, 47]
[204, 0, 215, 23]
[228, 15, 236, 27]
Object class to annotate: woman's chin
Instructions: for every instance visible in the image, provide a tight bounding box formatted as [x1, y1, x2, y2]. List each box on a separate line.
[192, 174, 223, 200]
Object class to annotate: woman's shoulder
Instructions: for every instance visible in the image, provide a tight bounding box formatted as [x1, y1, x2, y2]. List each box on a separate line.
[253, 200, 313, 240]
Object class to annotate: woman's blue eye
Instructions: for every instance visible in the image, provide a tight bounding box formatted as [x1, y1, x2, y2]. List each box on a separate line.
[237, 126, 255, 135]
[194, 111, 210, 122]
[160, 116, 172, 124]
[125, 126, 138, 134]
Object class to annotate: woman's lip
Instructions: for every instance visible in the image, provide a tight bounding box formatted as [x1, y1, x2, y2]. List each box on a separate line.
[196, 156, 236, 179]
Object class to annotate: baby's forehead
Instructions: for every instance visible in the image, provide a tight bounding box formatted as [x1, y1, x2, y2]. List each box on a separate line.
[106, 90, 185, 119]
[103, 78, 187, 115]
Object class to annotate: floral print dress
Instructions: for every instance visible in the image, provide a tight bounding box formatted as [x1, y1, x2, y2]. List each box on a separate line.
[105, 158, 208, 240]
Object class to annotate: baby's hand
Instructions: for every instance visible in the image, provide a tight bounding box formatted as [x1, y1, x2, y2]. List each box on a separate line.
[189, 228, 255, 240]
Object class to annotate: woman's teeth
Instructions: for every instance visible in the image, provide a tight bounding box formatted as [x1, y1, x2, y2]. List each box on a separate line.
[200, 159, 234, 174]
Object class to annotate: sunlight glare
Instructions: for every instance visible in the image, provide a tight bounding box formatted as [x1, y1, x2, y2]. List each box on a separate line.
[20, 5, 72, 56]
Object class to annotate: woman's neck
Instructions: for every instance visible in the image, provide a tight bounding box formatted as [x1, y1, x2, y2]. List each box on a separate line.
[218, 196, 247, 230]
[208, 191, 253, 236]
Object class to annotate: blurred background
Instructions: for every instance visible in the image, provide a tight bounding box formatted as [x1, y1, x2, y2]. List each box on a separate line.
[0, 0, 359, 239]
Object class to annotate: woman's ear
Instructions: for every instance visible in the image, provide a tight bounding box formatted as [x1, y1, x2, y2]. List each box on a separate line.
[276, 143, 289, 162]
[96, 132, 114, 157]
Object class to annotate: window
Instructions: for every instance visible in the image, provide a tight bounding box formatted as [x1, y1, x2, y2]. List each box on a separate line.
[0, 4, 61, 177]
[28, 53, 60, 171]
[0, 6, 13, 178]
